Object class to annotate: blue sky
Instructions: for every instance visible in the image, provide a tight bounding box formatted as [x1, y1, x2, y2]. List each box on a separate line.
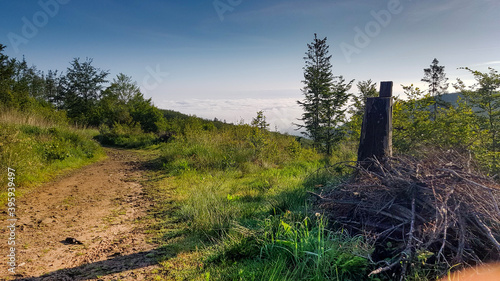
[1, 0, 499, 133]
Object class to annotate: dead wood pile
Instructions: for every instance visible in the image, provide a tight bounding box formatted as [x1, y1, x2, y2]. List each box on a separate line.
[312, 150, 500, 279]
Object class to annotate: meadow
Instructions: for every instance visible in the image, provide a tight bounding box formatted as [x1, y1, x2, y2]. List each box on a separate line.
[135, 118, 377, 281]
[1, 45, 498, 279]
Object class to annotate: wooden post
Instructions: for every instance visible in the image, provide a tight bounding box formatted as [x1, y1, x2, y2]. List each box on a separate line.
[357, 81, 393, 165]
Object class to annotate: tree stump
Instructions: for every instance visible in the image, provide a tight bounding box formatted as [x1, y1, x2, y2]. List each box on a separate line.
[357, 81, 393, 166]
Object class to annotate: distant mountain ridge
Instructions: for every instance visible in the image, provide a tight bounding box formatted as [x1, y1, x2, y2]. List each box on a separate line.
[438, 92, 462, 105]
[435, 92, 483, 113]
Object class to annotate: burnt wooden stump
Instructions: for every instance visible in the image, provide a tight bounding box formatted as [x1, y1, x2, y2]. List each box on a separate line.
[357, 81, 393, 167]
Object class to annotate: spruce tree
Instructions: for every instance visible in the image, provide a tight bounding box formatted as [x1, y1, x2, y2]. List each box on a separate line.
[421, 58, 449, 117]
[322, 76, 353, 155]
[297, 34, 352, 154]
[251, 110, 269, 130]
[296, 34, 333, 150]
[351, 79, 378, 116]
[347, 80, 377, 142]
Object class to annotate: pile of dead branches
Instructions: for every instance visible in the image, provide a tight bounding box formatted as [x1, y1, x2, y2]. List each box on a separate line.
[312, 150, 500, 280]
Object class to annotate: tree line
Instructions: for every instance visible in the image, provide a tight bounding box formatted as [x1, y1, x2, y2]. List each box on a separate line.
[297, 34, 499, 175]
[0, 44, 167, 135]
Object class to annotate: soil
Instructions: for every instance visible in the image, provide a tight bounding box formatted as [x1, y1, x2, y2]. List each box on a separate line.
[0, 148, 160, 280]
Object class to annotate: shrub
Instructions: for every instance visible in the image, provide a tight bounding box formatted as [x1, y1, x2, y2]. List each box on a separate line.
[96, 123, 158, 148]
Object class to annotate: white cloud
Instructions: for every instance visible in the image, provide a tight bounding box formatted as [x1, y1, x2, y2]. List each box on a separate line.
[405, 0, 481, 23]
[475, 61, 500, 66]
[160, 97, 305, 135]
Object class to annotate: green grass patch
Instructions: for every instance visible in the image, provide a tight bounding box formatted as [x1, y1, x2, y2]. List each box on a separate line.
[0, 113, 105, 205]
[140, 123, 374, 280]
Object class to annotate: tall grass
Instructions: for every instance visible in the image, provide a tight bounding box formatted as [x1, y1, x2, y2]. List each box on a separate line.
[0, 109, 105, 204]
[259, 214, 372, 281]
[152, 122, 373, 280]
[0, 106, 68, 128]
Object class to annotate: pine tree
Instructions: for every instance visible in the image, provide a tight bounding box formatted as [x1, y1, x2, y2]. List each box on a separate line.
[322, 76, 353, 155]
[296, 34, 333, 150]
[251, 110, 269, 130]
[421, 58, 449, 118]
[297, 34, 352, 154]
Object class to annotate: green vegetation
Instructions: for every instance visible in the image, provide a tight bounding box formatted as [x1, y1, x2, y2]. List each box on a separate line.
[455, 67, 500, 174]
[421, 58, 449, 119]
[387, 68, 499, 176]
[2, 38, 499, 280]
[0, 108, 104, 205]
[297, 34, 353, 155]
[0, 44, 168, 203]
[344, 63, 499, 177]
[1, 44, 169, 148]
[0, 45, 106, 204]
[139, 114, 375, 280]
[346, 79, 378, 144]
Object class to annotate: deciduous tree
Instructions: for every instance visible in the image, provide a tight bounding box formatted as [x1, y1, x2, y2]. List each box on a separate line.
[455, 67, 500, 174]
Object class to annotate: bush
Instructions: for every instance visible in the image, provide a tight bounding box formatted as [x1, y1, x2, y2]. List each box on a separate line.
[96, 123, 158, 148]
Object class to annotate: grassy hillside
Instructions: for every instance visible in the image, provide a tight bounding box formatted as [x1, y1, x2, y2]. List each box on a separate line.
[0, 108, 105, 205]
[134, 117, 374, 280]
[138, 86, 499, 280]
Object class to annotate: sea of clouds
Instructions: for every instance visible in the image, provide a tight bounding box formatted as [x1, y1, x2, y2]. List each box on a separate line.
[160, 97, 305, 135]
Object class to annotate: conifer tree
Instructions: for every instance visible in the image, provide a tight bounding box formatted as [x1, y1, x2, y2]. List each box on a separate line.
[347, 80, 377, 142]
[297, 34, 352, 154]
[296, 34, 333, 150]
[322, 76, 353, 155]
[421, 58, 449, 117]
[251, 110, 269, 130]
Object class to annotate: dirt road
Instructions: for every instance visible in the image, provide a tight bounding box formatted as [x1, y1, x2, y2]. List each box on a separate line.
[0, 148, 159, 280]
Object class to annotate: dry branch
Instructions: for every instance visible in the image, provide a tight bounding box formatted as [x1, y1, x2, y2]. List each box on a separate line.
[312, 149, 500, 280]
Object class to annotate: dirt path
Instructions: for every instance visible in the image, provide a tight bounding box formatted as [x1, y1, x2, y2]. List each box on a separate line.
[0, 148, 159, 280]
